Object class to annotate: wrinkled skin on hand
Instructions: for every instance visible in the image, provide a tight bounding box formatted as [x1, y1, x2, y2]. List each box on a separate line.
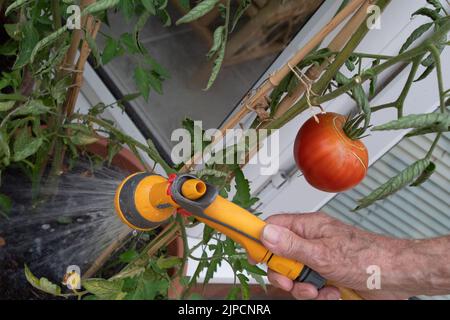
[260, 213, 450, 300]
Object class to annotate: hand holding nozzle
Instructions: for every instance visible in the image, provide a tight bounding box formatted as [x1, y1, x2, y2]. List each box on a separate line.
[114, 173, 362, 300]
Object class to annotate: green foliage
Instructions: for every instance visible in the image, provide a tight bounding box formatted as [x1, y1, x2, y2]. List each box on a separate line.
[24, 265, 63, 296]
[399, 23, 434, 54]
[410, 162, 436, 187]
[5, 0, 30, 16]
[82, 279, 126, 300]
[176, 0, 220, 25]
[2, 0, 449, 301]
[82, 0, 121, 16]
[231, 0, 251, 32]
[355, 158, 431, 210]
[232, 166, 258, 209]
[372, 113, 450, 132]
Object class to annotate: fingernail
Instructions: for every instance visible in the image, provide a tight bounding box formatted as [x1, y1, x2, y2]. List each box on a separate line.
[263, 224, 281, 245]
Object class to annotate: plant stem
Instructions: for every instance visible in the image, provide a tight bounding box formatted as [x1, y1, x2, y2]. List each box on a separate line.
[51, 0, 62, 30]
[426, 133, 442, 159]
[267, 0, 391, 130]
[429, 44, 446, 113]
[73, 114, 175, 174]
[175, 215, 189, 278]
[312, 46, 427, 106]
[371, 102, 397, 112]
[310, 20, 450, 111]
[396, 56, 423, 118]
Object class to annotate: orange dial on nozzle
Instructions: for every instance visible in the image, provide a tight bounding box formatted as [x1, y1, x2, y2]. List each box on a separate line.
[181, 179, 207, 200]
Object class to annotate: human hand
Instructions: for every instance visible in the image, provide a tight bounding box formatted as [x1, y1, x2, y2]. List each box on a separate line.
[261, 213, 422, 300]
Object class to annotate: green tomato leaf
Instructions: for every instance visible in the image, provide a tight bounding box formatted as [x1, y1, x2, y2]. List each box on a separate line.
[232, 167, 258, 209]
[352, 84, 370, 128]
[30, 26, 69, 64]
[203, 243, 222, 285]
[118, 0, 134, 21]
[14, 22, 40, 69]
[426, 0, 443, 11]
[230, 0, 251, 32]
[410, 162, 436, 187]
[207, 26, 225, 59]
[13, 130, 44, 162]
[205, 42, 225, 90]
[405, 124, 450, 137]
[248, 272, 267, 292]
[141, 0, 156, 14]
[355, 158, 431, 210]
[372, 113, 450, 131]
[177, 0, 190, 11]
[226, 286, 240, 300]
[176, 0, 220, 25]
[102, 37, 122, 65]
[120, 33, 140, 54]
[147, 72, 163, 94]
[0, 131, 11, 166]
[412, 7, 441, 21]
[399, 22, 433, 54]
[82, 278, 125, 300]
[134, 66, 151, 101]
[85, 31, 102, 67]
[241, 259, 266, 276]
[70, 133, 99, 146]
[4, 23, 21, 40]
[414, 63, 435, 82]
[83, 0, 121, 15]
[112, 266, 145, 280]
[0, 101, 15, 112]
[119, 249, 139, 263]
[156, 256, 183, 269]
[5, 0, 31, 16]
[237, 273, 250, 300]
[0, 40, 18, 56]
[24, 265, 62, 296]
[202, 225, 215, 244]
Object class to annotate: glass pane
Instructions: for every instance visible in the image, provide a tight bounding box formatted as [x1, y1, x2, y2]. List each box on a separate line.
[98, 1, 323, 157]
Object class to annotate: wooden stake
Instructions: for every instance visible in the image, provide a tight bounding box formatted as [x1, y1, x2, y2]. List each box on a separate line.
[62, 0, 95, 73]
[273, 0, 373, 119]
[64, 16, 101, 116]
[180, 0, 367, 172]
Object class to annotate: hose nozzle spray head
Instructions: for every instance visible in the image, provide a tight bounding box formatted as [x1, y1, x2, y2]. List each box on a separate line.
[114, 173, 207, 231]
[114, 173, 175, 231]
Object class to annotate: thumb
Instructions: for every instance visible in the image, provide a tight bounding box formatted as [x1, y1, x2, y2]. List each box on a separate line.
[262, 224, 319, 268]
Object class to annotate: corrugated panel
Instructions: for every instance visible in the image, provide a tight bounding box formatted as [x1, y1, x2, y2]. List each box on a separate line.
[321, 133, 450, 300]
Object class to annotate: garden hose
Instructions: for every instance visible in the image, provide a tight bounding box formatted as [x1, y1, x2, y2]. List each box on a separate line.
[114, 173, 362, 300]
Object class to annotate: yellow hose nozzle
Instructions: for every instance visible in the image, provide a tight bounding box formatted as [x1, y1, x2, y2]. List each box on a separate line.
[181, 179, 207, 200]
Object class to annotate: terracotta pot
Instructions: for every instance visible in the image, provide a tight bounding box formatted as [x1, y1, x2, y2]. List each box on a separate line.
[85, 138, 186, 299]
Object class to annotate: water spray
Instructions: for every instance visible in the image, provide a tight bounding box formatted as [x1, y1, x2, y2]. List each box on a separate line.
[115, 173, 361, 299]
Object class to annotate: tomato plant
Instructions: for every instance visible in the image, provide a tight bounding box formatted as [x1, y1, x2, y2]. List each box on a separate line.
[293, 112, 369, 193]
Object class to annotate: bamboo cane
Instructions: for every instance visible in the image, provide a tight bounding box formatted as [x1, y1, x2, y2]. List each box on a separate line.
[63, 0, 96, 73]
[179, 0, 367, 172]
[273, 0, 373, 119]
[64, 16, 101, 116]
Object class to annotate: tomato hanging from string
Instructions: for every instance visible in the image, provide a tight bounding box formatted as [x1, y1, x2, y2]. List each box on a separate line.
[293, 112, 369, 193]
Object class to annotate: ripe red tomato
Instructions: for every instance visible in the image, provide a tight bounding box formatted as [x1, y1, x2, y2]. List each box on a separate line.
[293, 112, 368, 193]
